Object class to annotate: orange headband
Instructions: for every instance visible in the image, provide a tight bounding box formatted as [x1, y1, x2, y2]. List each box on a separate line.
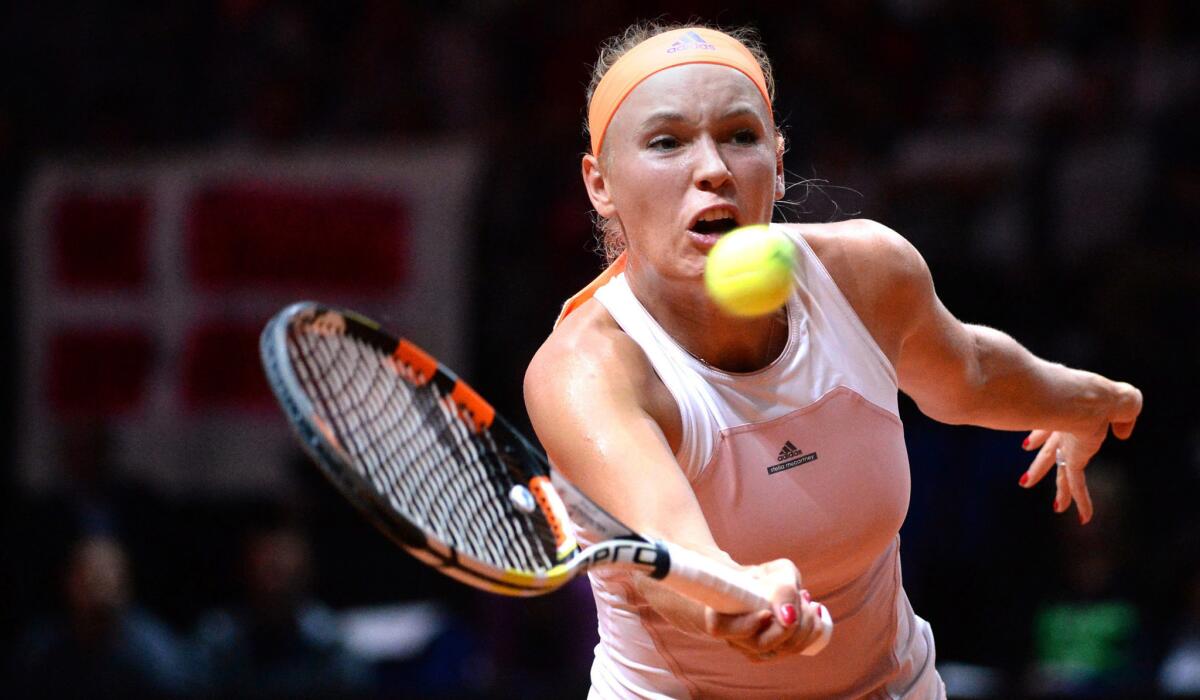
[588, 28, 772, 156]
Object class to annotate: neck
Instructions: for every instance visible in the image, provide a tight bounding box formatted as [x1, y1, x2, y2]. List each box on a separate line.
[626, 263, 788, 372]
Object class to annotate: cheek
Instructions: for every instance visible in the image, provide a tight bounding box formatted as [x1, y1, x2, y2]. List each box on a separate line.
[735, 152, 782, 199]
[615, 160, 681, 211]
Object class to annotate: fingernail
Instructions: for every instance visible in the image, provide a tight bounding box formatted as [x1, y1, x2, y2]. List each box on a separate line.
[1053, 499, 1059, 512]
[779, 604, 797, 626]
[1018, 473, 1029, 487]
[1022, 438, 1030, 449]
[801, 590, 812, 604]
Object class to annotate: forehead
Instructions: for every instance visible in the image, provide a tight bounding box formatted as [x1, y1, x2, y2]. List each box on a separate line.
[614, 63, 772, 127]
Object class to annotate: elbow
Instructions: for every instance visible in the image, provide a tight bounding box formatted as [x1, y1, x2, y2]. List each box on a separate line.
[911, 392, 978, 426]
[908, 360, 990, 426]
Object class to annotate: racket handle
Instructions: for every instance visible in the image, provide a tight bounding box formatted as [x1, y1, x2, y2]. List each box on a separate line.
[659, 541, 833, 656]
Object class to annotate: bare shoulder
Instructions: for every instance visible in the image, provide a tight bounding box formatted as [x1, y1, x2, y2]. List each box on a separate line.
[524, 300, 649, 405]
[787, 219, 926, 281]
[781, 219, 933, 361]
[524, 304, 709, 548]
[524, 299, 680, 449]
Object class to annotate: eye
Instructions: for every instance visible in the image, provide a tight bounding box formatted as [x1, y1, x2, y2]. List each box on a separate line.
[647, 135, 680, 151]
[731, 129, 759, 145]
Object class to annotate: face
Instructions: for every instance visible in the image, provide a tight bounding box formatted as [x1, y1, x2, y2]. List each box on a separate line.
[583, 63, 784, 282]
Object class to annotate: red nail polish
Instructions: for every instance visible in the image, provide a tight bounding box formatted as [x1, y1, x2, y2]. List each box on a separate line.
[1018, 473, 1029, 487]
[1022, 438, 1030, 449]
[1053, 500, 1059, 512]
[780, 604, 797, 626]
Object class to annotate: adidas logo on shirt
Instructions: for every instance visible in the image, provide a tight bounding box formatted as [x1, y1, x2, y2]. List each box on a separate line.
[767, 440, 818, 475]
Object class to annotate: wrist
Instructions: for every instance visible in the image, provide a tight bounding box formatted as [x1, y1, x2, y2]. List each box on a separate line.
[1067, 371, 1125, 434]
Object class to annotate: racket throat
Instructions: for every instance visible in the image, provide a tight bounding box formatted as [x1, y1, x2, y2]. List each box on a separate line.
[575, 539, 669, 578]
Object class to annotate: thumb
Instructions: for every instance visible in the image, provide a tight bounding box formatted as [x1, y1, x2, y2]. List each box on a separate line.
[1112, 419, 1136, 440]
[1110, 384, 1141, 439]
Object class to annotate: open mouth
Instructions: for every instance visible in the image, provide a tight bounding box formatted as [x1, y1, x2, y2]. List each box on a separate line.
[691, 217, 738, 235]
[689, 206, 741, 237]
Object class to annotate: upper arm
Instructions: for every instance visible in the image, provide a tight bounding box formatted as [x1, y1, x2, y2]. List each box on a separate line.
[523, 314, 727, 558]
[871, 226, 982, 423]
[806, 220, 981, 423]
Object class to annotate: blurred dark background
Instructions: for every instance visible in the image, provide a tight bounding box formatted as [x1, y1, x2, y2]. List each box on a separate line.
[1, 1, 1197, 698]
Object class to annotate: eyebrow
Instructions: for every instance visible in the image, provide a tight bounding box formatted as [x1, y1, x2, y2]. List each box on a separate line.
[638, 104, 764, 130]
[718, 105, 762, 121]
[639, 110, 689, 129]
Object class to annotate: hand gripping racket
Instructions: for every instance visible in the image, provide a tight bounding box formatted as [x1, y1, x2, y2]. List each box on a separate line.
[260, 302, 832, 654]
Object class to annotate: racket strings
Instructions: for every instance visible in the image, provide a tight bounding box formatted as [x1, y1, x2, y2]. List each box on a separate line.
[300, 332, 488, 555]
[476, 433, 563, 563]
[378, 366, 551, 571]
[289, 326, 559, 573]
[432, 402, 547, 568]
[348, 346, 532, 568]
[472, 432, 561, 564]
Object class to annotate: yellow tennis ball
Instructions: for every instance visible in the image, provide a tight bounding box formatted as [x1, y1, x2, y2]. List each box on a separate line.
[704, 225, 797, 317]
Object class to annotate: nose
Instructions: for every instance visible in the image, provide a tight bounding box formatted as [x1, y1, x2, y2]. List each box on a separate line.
[692, 136, 731, 192]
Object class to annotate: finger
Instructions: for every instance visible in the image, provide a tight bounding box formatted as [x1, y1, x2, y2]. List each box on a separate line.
[733, 591, 815, 658]
[1022, 435, 1059, 487]
[759, 559, 801, 627]
[1064, 461, 1094, 525]
[706, 609, 771, 641]
[776, 602, 798, 629]
[774, 600, 826, 656]
[749, 620, 796, 657]
[1054, 449, 1071, 514]
[1024, 429, 1051, 452]
[755, 601, 813, 655]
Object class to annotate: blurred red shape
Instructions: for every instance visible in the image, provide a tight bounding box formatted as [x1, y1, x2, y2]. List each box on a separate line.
[181, 320, 274, 411]
[186, 183, 408, 292]
[48, 328, 154, 416]
[52, 191, 150, 291]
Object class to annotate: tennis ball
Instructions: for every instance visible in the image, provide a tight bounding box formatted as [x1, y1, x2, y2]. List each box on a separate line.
[704, 225, 797, 317]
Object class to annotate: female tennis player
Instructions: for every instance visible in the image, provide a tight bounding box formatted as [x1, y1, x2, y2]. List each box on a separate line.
[524, 23, 1142, 698]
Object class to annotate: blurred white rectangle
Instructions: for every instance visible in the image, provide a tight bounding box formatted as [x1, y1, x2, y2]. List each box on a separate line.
[338, 602, 447, 661]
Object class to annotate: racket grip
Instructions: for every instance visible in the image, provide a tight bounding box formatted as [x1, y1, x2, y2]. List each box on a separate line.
[659, 541, 833, 656]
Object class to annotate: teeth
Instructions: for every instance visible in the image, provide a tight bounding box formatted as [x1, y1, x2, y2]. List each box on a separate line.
[697, 208, 736, 223]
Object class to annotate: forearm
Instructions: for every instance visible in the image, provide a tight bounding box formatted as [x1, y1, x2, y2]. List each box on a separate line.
[946, 324, 1119, 434]
[635, 575, 713, 637]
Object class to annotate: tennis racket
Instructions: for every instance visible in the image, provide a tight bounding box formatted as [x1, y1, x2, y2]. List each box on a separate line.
[260, 301, 832, 654]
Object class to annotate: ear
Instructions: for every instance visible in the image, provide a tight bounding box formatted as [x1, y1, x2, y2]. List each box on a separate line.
[581, 154, 618, 219]
[774, 133, 786, 201]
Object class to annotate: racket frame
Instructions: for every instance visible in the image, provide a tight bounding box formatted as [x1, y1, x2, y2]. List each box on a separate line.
[261, 301, 831, 653]
[261, 302, 661, 596]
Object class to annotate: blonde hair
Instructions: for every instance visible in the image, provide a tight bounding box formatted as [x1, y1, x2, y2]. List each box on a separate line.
[584, 21, 782, 264]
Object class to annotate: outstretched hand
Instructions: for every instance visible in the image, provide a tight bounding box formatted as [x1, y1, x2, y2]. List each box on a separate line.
[1018, 381, 1142, 524]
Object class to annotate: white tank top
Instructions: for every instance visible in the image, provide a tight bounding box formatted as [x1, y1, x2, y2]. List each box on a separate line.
[580, 226, 943, 699]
